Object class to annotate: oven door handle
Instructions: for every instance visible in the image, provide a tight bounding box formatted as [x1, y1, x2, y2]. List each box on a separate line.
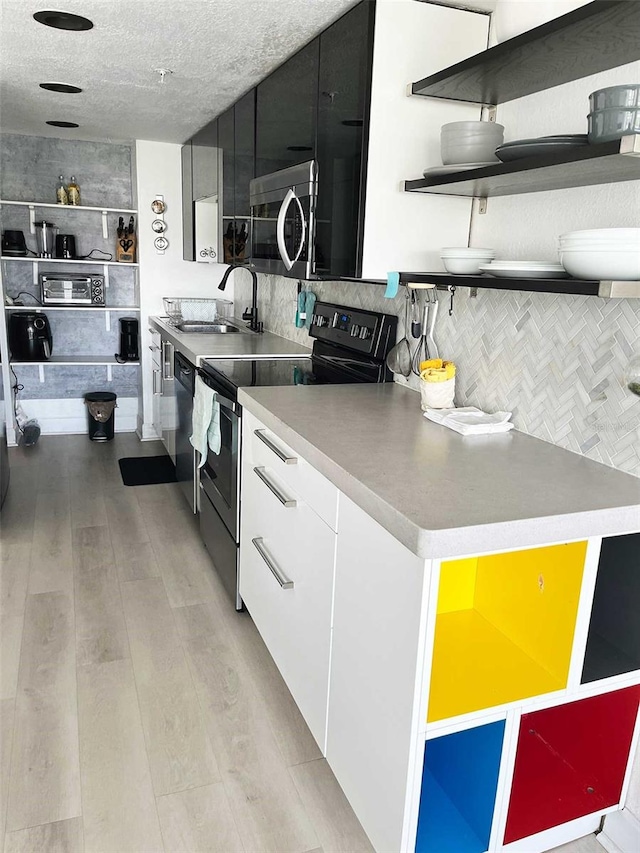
[196, 371, 240, 415]
[276, 187, 306, 272]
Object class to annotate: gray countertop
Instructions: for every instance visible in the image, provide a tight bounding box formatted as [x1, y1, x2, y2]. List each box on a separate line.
[238, 383, 640, 559]
[149, 316, 312, 365]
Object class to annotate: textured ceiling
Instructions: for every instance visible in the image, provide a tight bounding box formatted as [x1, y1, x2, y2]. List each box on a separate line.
[0, 0, 496, 144]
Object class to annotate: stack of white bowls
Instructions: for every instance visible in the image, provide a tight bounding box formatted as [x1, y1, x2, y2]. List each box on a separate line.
[558, 229, 640, 280]
[441, 247, 495, 274]
[441, 121, 505, 166]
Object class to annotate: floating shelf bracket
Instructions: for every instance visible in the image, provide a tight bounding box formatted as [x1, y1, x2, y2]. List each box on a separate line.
[107, 364, 113, 382]
[29, 205, 36, 235]
[38, 364, 45, 383]
[103, 264, 110, 290]
[105, 311, 111, 332]
[32, 260, 38, 287]
[101, 211, 109, 239]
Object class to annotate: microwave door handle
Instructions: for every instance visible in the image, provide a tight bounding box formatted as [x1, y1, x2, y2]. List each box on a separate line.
[290, 191, 307, 265]
[276, 188, 295, 271]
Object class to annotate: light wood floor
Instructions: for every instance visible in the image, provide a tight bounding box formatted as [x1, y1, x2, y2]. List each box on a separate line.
[0, 434, 605, 853]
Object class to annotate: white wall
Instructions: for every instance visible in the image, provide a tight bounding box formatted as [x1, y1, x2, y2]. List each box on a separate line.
[135, 139, 232, 438]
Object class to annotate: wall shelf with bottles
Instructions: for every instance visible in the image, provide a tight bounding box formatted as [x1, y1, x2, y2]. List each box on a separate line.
[410, 0, 640, 105]
[0, 199, 138, 239]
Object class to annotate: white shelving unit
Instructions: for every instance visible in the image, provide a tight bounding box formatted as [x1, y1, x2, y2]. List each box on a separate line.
[0, 199, 138, 239]
[1, 199, 141, 443]
[2, 255, 138, 267]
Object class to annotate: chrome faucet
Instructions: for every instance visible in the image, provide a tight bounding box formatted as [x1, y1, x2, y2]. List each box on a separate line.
[217, 264, 263, 333]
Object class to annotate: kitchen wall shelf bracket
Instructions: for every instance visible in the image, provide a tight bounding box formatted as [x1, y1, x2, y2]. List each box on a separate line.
[395, 273, 640, 299]
[405, 135, 640, 198]
[4, 306, 140, 313]
[409, 0, 640, 105]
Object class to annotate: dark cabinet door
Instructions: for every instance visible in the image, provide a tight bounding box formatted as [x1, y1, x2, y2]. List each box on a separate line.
[234, 89, 255, 219]
[315, 0, 374, 278]
[233, 89, 255, 264]
[218, 107, 236, 263]
[255, 38, 320, 177]
[191, 119, 218, 201]
[181, 141, 195, 261]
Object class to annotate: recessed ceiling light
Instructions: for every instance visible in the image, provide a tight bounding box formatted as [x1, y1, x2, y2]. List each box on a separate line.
[40, 82, 83, 94]
[46, 120, 79, 128]
[287, 146, 313, 152]
[33, 10, 93, 30]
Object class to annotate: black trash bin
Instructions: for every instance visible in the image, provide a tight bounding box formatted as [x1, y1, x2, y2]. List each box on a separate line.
[85, 392, 117, 441]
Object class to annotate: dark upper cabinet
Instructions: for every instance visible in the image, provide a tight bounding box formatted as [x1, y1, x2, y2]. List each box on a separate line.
[255, 38, 320, 177]
[191, 119, 218, 201]
[181, 141, 195, 261]
[234, 90, 255, 219]
[315, 1, 374, 278]
[218, 107, 236, 262]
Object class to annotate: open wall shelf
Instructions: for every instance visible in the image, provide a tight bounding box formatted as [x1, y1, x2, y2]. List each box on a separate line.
[395, 272, 640, 299]
[416, 722, 504, 853]
[0, 199, 137, 214]
[504, 687, 640, 843]
[10, 356, 140, 366]
[1, 256, 138, 267]
[410, 1, 640, 105]
[582, 533, 640, 684]
[428, 543, 587, 722]
[5, 306, 140, 313]
[405, 136, 640, 198]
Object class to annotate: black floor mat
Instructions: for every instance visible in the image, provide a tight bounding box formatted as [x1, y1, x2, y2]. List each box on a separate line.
[118, 455, 177, 487]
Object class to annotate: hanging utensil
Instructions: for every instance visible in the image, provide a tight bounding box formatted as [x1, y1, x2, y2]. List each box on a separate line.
[411, 289, 421, 338]
[386, 289, 412, 377]
[412, 297, 430, 376]
[427, 290, 439, 360]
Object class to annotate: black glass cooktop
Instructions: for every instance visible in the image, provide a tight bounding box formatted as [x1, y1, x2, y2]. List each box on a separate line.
[203, 357, 316, 390]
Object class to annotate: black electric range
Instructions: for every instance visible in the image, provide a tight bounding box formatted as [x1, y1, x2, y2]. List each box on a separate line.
[200, 300, 398, 399]
[196, 301, 398, 610]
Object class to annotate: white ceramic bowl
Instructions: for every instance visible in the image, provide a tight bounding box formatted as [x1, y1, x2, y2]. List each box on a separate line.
[559, 248, 640, 280]
[441, 248, 495, 274]
[560, 228, 640, 244]
[441, 121, 505, 135]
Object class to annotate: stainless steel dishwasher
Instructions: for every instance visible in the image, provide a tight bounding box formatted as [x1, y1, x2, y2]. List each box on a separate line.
[174, 351, 197, 513]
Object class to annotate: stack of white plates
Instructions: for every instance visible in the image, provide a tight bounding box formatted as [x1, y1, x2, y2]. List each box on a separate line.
[559, 229, 640, 280]
[479, 261, 568, 280]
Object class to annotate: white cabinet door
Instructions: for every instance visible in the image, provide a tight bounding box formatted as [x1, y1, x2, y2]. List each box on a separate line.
[159, 339, 177, 463]
[327, 494, 430, 853]
[239, 457, 336, 751]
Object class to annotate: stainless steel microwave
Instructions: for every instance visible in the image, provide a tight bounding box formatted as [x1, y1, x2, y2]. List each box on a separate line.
[249, 159, 318, 279]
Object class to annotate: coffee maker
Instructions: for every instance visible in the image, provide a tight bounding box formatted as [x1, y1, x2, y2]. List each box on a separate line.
[116, 317, 139, 362]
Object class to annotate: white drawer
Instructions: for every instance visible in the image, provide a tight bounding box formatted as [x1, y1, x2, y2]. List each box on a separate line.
[243, 409, 338, 532]
[239, 459, 336, 750]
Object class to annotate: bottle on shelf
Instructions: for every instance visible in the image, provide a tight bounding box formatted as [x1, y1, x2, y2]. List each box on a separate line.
[67, 176, 81, 206]
[56, 175, 68, 205]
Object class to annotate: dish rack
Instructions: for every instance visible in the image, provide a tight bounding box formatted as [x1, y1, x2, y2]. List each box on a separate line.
[163, 297, 232, 325]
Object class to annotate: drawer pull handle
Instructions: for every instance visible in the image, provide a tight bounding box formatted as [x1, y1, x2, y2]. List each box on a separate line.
[253, 466, 297, 507]
[252, 538, 294, 589]
[254, 429, 297, 464]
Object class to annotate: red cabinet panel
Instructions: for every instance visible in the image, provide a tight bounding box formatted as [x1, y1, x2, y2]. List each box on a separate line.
[504, 685, 640, 844]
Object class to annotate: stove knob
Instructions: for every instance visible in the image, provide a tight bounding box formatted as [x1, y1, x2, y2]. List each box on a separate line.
[359, 326, 372, 340]
[350, 324, 360, 337]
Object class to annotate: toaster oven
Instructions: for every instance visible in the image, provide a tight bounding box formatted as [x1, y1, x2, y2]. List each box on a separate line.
[40, 273, 105, 306]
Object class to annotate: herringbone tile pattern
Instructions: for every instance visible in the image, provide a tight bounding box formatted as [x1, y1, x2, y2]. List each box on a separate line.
[238, 275, 640, 478]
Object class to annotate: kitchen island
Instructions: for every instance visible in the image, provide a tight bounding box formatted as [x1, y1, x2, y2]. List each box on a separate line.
[236, 382, 640, 853]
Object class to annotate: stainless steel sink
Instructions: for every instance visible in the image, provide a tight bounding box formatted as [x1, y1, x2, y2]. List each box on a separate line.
[175, 321, 241, 334]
